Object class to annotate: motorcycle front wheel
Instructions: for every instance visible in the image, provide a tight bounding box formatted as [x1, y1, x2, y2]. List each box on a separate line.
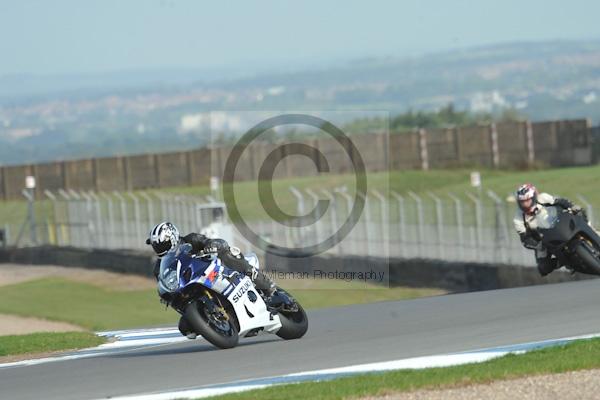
[184, 299, 239, 349]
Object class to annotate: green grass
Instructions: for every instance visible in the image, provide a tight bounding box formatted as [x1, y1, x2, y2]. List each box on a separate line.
[0, 277, 443, 331]
[207, 337, 600, 400]
[164, 164, 600, 202]
[0, 332, 105, 357]
[0, 278, 179, 331]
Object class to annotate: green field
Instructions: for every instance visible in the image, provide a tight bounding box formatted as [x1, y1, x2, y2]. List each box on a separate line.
[0, 278, 179, 331]
[0, 277, 444, 331]
[0, 332, 105, 358]
[166, 165, 600, 207]
[207, 337, 600, 400]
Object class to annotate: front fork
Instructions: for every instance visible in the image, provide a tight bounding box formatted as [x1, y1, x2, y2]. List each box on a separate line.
[198, 290, 230, 322]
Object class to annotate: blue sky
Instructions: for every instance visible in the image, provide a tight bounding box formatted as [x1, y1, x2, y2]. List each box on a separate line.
[1, 0, 599, 76]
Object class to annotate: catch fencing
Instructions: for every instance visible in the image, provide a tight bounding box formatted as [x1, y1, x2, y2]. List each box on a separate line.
[5, 187, 598, 268]
[240, 187, 598, 267]
[6, 190, 227, 251]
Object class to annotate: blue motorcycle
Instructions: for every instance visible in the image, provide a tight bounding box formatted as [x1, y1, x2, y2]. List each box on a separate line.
[157, 243, 308, 349]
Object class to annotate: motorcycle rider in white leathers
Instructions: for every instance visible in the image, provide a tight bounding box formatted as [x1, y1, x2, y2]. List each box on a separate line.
[513, 183, 593, 276]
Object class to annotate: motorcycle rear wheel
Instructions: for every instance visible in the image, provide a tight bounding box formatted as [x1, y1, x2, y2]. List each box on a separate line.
[274, 288, 308, 340]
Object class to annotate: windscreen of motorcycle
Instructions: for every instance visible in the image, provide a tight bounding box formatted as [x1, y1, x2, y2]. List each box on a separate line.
[158, 243, 192, 292]
[531, 205, 559, 230]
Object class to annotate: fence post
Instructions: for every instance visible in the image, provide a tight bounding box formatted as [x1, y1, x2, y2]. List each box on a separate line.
[194, 196, 204, 236]
[3, 223, 9, 246]
[99, 192, 115, 248]
[289, 186, 305, 248]
[526, 120, 535, 167]
[418, 128, 429, 171]
[466, 192, 483, 262]
[490, 122, 500, 168]
[391, 191, 406, 258]
[305, 188, 323, 249]
[87, 191, 104, 248]
[127, 192, 143, 249]
[447, 193, 464, 261]
[113, 191, 129, 248]
[334, 188, 354, 255]
[487, 190, 508, 264]
[184, 196, 197, 232]
[357, 192, 372, 256]
[407, 191, 424, 257]
[372, 190, 389, 258]
[321, 189, 339, 255]
[139, 192, 155, 234]
[22, 189, 37, 246]
[69, 189, 84, 248]
[155, 192, 168, 221]
[427, 192, 444, 259]
[176, 195, 186, 232]
[79, 191, 95, 248]
[44, 190, 59, 246]
[57, 189, 73, 246]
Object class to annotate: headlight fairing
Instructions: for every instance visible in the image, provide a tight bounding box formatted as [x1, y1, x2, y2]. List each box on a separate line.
[162, 269, 179, 292]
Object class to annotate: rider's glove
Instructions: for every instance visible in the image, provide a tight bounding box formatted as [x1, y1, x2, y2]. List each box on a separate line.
[571, 205, 588, 221]
[202, 238, 230, 256]
[520, 232, 539, 249]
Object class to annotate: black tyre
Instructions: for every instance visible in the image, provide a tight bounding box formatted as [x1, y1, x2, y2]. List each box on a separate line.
[276, 302, 309, 340]
[575, 241, 600, 275]
[184, 300, 239, 349]
[178, 316, 192, 336]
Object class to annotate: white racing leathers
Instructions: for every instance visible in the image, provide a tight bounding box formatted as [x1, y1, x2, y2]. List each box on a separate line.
[513, 192, 598, 260]
[513, 193, 558, 259]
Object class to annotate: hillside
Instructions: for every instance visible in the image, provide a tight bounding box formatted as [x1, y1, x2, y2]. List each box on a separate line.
[1, 39, 600, 164]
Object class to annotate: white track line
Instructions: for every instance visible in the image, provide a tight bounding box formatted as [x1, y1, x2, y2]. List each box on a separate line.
[102, 332, 600, 400]
[0, 327, 189, 369]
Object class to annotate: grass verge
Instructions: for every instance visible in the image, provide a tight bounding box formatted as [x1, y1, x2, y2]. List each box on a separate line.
[0, 278, 178, 331]
[0, 277, 444, 331]
[0, 332, 105, 357]
[205, 337, 600, 400]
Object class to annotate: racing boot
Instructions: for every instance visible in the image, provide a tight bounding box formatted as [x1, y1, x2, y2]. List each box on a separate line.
[252, 270, 299, 312]
[178, 316, 197, 339]
[251, 270, 278, 305]
[537, 256, 560, 277]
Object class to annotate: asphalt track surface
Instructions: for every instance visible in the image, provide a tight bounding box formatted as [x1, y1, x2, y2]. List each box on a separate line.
[2, 279, 600, 400]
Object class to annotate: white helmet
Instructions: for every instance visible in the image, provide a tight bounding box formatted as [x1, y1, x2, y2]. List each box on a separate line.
[516, 183, 538, 215]
[147, 222, 180, 256]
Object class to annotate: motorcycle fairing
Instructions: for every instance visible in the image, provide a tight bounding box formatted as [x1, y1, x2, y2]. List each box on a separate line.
[224, 275, 281, 336]
[177, 253, 281, 336]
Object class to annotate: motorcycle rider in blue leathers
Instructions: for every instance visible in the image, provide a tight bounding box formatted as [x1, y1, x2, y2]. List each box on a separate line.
[146, 221, 276, 338]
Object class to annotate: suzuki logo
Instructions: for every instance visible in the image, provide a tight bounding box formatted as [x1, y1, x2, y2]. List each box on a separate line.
[232, 280, 252, 303]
